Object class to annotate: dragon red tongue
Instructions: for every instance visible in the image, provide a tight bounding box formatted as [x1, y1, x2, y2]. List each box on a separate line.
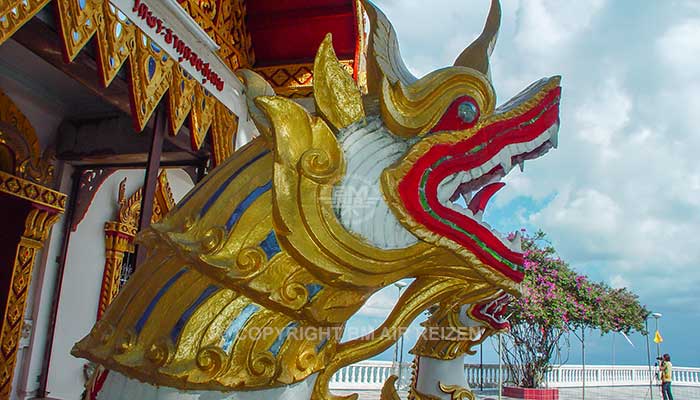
[468, 182, 506, 214]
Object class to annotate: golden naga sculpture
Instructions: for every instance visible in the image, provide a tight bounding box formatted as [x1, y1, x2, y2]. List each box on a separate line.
[73, 1, 561, 399]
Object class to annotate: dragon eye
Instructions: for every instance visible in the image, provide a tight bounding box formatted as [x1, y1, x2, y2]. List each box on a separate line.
[458, 101, 478, 123]
[428, 95, 481, 134]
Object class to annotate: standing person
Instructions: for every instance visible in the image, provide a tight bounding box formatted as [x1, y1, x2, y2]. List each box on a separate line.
[660, 353, 674, 400]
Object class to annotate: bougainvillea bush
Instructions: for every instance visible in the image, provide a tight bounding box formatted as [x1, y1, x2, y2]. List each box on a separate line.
[500, 230, 649, 388]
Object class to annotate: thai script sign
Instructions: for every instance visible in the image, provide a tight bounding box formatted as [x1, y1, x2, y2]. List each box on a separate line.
[110, 0, 246, 116]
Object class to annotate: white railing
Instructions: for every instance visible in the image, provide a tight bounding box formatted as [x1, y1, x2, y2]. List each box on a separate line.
[545, 365, 700, 388]
[328, 361, 700, 391]
[329, 360, 398, 390]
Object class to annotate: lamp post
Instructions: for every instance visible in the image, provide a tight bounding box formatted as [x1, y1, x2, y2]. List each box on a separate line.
[394, 281, 408, 387]
[645, 316, 654, 400]
[652, 312, 662, 359]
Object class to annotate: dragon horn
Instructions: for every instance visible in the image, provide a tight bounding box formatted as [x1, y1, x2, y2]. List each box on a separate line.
[453, 0, 501, 78]
[360, 0, 417, 96]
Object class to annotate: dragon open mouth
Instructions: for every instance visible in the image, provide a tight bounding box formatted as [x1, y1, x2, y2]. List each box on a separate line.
[391, 76, 561, 284]
[437, 80, 561, 253]
[468, 291, 512, 331]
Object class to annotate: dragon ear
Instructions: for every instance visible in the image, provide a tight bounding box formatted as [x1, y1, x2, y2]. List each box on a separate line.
[236, 69, 276, 141]
[313, 33, 365, 131]
[453, 0, 501, 80]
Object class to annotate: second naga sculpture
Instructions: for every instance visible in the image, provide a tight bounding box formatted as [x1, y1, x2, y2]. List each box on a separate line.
[73, 1, 562, 399]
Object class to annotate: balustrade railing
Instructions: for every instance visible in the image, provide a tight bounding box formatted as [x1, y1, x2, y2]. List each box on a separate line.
[328, 361, 700, 391]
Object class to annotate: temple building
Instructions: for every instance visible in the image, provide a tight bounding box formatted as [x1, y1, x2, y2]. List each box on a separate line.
[0, 1, 364, 399]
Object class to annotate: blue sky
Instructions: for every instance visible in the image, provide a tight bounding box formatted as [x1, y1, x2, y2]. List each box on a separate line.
[345, 0, 700, 367]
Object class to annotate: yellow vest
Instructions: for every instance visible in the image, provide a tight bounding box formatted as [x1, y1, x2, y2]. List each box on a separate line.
[662, 361, 672, 382]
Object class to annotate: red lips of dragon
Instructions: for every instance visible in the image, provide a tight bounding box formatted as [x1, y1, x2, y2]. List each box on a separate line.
[397, 79, 561, 283]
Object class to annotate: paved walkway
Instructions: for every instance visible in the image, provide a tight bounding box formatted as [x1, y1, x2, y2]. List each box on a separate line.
[334, 385, 700, 399]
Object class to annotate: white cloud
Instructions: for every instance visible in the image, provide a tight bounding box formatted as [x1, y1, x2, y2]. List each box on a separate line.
[574, 78, 632, 156]
[609, 274, 630, 289]
[656, 19, 700, 80]
[513, 0, 607, 55]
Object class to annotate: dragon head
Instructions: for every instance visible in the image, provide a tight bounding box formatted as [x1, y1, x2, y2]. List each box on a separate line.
[240, 0, 560, 298]
[337, 0, 560, 295]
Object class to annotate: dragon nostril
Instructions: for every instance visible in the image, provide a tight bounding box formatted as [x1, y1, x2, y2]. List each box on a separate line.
[457, 101, 478, 123]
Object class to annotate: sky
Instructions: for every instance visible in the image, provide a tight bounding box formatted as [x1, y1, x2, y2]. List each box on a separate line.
[344, 0, 700, 367]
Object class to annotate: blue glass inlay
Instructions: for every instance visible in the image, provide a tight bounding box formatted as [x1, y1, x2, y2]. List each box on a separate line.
[150, 41, 161, 53]
[196, 150, 270, 216]
[78, 0, 85, 10]
[72, 31, 80, 42]
[221, 304, 259, 352]
[135, 268, 188, 333]
[225, 182, 272, 231]
[269, 322, 299, 357]
[147, 57, 156, 80]
[114, 23, 122, 38]
[306, 284, 323, 302]
[259, 231, 281, 259]
[170, 285, 220, 342]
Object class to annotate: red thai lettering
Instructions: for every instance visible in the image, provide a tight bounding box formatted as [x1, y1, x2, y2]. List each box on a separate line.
[146, 13, 157, 28]
[136, 3, 148, 19]
[164, 29, 173, 44]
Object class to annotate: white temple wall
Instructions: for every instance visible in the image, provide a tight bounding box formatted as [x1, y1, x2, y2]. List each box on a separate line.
[13, 168, 195, 400]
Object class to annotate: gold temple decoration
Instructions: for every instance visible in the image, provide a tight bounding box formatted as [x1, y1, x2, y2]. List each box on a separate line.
[176, 0, 254, 70]
[0, 206, 62, 399]
[52, 0, 227, 148]
[0, 90, 55, 186]
[0, 91, 65, 399]
[0, 0, 50, 45]
[97, 171, 175, 320]
[0, 0, 251, 165]
[254, 60, 355, 99]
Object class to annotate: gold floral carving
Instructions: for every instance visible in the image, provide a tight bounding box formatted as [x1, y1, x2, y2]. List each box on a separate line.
[0, 208, 62, 398]
[0, 171, 66, 210]
[97, 171, 175, 320]
[254, 60, 354, 99]
[0, 0, 50, 45]
[210, 101, 238, 166]
[176, 0, 254, 70]
[0, 90, 55, 186]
